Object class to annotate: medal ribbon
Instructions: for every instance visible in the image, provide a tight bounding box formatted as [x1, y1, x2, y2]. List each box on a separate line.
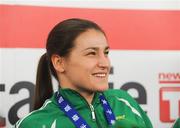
[56, 92, 116, 128]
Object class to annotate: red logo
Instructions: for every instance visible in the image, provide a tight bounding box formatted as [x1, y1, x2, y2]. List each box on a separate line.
[160, 87, 180, 122]
[159, 73, 180, 84]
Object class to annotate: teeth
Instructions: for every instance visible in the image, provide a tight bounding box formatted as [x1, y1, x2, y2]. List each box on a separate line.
[93, 74, 106, 77]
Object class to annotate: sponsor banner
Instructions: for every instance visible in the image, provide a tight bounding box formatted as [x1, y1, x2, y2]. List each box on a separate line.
[160, 87, 180, 122]
[0, 5, 180, 50]
[0, 4, 180, 128]
[0, 49, 45, 127]
[0, 49, 180, 127]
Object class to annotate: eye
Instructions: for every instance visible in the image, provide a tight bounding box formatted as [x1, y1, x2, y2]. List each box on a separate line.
[104, 50, 109, 56]
[86, 51, 96, 56]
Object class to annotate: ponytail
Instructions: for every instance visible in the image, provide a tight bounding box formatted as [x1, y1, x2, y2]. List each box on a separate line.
[33, 54, 53, 110]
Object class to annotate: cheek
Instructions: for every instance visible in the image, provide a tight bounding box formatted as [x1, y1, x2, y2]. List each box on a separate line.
[85, 61, 98, 72]
[79, 59, 97, 69]
[80, 64, 95, 75]
[105, 58, 111, 72]
[69, 61, 93, 74]
[66, 57, 98, 75]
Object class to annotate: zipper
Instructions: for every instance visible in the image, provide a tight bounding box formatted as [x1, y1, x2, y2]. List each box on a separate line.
[89, 104, 104, 128]
[89, 104, 96, 120]
[71, 91, 103, 127]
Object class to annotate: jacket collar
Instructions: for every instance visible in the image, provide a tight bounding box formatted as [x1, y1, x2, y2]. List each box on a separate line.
[52, 88, 101, 108]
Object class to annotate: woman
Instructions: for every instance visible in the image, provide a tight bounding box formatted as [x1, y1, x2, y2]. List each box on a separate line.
[15, 18, 153, 128]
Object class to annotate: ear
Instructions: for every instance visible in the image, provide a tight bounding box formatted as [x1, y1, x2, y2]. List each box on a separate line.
[51, 54, 65, 73]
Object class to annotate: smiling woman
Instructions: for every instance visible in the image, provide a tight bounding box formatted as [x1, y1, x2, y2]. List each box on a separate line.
[14, 18, 153, 128]
[58, 29, 110, 102]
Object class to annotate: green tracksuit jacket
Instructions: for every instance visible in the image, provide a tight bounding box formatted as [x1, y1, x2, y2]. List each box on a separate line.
[15, 89, 153, 128]
[172, 118, 180, 128]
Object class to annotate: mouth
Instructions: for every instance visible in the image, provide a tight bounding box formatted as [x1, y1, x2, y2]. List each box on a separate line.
[92, 73, 107, 78]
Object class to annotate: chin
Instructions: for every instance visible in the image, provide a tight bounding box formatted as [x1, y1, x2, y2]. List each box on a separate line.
[96, 85, 109, 92]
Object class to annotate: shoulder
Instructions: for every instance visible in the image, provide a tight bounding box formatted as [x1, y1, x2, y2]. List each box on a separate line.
[15, 100, 54, 128]
[103, 89, 143, 117]
[172, 118, 180, 128]
[104, 89, 153, 128]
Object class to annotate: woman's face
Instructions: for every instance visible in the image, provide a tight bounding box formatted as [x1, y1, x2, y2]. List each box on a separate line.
[62, 29, 110, 93]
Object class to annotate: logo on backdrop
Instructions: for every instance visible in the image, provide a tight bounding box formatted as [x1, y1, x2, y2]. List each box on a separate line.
[159, 72, 180, 122]
[0, 82, 35, 127]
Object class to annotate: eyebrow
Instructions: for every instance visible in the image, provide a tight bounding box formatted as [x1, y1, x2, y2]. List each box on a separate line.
[83, 46, 110, 51]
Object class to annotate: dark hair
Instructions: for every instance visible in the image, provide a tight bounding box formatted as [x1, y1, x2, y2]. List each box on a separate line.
[33, 18, 105, 110]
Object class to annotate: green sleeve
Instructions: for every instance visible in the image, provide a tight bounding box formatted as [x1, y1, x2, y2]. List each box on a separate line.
[109, 89, 153, 128]
[14, 118, 43, 128]
[172, 118, 180, 128]
[136, 102, 153, 128]
[124, 91, 153, 128]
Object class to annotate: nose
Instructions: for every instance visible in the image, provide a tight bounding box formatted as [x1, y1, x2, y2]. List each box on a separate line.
[97, 54, 110, 69]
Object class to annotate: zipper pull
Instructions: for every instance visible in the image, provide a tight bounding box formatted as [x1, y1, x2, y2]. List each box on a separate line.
[89, 104, 96, 120]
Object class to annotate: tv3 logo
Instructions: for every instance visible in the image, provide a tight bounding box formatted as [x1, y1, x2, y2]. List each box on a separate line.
[160, 87, 180, 122]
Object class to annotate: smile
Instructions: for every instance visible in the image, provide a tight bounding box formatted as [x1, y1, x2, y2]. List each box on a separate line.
[92, 73, 107, 78]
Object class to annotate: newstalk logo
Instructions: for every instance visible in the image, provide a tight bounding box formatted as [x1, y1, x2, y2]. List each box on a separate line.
[159, 73, 180, 122]
[159, 73, 180, 84]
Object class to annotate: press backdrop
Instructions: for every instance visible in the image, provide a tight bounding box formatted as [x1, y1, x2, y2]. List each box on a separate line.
[0, 0, 180, 127]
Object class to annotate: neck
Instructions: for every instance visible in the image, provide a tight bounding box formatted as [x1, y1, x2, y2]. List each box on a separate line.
[79, 91, 95, 105]
[60, 86, 95, 105]
[59, 78, 95, 104]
